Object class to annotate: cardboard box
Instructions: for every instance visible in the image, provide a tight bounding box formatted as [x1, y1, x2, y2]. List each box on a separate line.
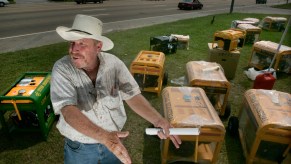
[208, 43, 240, 80]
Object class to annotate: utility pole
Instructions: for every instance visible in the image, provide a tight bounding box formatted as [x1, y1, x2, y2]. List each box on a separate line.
[230, 0, 235, 14]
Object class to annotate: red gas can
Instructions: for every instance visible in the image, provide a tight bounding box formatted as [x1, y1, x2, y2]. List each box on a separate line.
[253, 72, 276, 90]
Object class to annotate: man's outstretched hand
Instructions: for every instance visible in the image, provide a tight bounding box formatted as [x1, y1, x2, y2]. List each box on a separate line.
[101, 131, 131, 164]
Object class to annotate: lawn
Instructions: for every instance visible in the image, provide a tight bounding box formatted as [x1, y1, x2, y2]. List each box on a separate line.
[0, 12, 290, 164]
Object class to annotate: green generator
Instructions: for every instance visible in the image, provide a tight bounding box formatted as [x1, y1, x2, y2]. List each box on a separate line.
[0, 72, 55, 140]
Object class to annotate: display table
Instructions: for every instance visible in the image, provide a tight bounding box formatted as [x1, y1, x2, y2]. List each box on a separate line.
[0, 72, 55, 140]
[161, 87, 225, 164]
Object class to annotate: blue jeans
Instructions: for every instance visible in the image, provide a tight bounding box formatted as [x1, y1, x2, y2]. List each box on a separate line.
[64, 138, 122, 164]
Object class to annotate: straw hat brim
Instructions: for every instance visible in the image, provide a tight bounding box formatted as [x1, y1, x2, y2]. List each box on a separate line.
[56, 26, 114, 51]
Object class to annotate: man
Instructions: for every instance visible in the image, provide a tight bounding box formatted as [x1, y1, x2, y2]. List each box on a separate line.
[50, 14, 181, 164]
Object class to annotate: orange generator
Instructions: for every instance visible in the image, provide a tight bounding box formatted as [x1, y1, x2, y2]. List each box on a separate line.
[237, 23, 262, 44]
[130, 50, 167, 96]
[259, 16, 287, 32]
[228, 89, 291, 164]
[185, 61, 231, 119]
[161, 87, 225, 163]
[213, 28, 246, 52]
[248, 40, 291, 73]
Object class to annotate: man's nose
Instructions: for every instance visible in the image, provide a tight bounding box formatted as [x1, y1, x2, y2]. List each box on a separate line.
[70, 43, 80, 52]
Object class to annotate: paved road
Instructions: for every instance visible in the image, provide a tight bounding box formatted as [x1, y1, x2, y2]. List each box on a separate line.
[0, 0, 290, 53]
[15, 0, 47, 3]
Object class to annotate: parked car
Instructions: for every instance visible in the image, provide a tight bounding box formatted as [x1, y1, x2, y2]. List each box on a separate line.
[256, 0, 267, 4]
[0, 0, 9, 7]
[178, 0, 203, 10]
[75, 0, 103, 4]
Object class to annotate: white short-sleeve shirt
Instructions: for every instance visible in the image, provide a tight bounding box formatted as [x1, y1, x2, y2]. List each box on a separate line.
[50, 52, 140, 143]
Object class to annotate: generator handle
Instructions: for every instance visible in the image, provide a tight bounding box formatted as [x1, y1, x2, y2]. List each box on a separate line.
[268, 16, 291, 72]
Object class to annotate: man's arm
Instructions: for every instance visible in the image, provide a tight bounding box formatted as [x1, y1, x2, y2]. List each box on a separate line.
[61, 105, 132, 164]
[125, 94, 181, 148]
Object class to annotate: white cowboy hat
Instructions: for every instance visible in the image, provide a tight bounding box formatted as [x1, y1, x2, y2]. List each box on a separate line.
[56, 14, 114, 51]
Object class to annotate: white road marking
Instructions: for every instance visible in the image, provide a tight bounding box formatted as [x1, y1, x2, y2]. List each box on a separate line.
[90, 13, 110, 17]
[82, 8, 106, 12]
[0, 30, 55, 40]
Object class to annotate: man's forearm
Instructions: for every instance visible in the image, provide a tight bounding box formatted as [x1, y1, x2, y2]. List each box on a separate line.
[125, 94, 164, 126]
[61, 105, 109, 142]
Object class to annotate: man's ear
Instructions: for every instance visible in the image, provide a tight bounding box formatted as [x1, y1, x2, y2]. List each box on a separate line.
[97, 41, 103, 49]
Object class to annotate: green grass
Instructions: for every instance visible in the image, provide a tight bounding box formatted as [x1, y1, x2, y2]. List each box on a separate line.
[0, 12, 290, 164]
[272, 2, 291, 9]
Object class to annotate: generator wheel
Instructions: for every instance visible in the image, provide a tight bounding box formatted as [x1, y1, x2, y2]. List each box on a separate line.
[162, 71, 168, 85]
[227, 116, 239, 136]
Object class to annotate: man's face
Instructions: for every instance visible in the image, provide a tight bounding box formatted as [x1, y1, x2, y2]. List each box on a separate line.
[69, 38, 102, 70]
